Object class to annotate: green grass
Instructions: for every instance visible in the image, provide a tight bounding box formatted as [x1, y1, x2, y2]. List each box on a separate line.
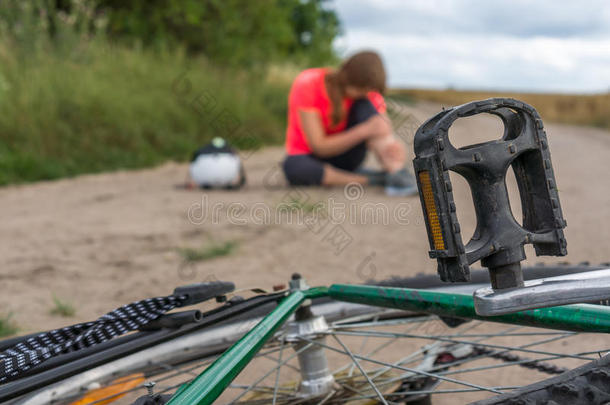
[4, 30, 607, 188]
[278, 197, 325, 214]
[177, 240, 238, 262]
[50, 295, 76, 317]
[392, 88, 610, 130]
[0, 312, 18, 337]
[386, 92, 417, 106]
[0, 40, 289, 185]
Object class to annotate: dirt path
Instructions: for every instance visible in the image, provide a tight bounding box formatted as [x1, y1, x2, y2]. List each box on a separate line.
[0, 102, 609, 402]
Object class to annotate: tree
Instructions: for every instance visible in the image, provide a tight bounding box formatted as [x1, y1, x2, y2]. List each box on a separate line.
[97, 0, 340, 66]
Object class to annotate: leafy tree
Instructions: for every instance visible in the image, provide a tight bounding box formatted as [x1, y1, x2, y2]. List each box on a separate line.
[96, 0, 340, 66]
[1, 0, 340, 66]
[285, 0, 340, 65]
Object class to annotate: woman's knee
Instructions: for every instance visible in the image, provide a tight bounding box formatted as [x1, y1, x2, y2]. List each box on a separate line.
[347, 99, 379, 128]
[367, 130, 394, 150]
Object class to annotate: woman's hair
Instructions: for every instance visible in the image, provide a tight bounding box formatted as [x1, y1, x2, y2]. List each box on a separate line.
[325, 51, 386, 126]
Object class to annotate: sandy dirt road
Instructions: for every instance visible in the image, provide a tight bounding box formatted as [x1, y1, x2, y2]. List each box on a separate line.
[1, 101, 609, 403]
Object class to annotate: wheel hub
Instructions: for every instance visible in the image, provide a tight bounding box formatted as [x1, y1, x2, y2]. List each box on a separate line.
[285, 315, 335, 398]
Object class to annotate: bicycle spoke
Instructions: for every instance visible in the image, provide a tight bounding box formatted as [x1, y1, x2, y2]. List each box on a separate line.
[329, 330, 596, 361]
[436, 331, 573, 338]
[228, 342, 311, 404]
[261, 353, 300, 373]
[332, 315, 437, 330]
[331, 316, 429, 376]
[271, 336, 285, 405]
[373, 320, 487, 379]
[425, 331, 581, 375]
[337, 386, 521, 401]
[35, 294, 609, 405]
[330, 320, 522, 400]
[298, 335, 504, 394]
[346, 314, 377, 378]
[335, 319, 487, 384]
[331, 334, 389, 405]
[314, 389, 336, 405]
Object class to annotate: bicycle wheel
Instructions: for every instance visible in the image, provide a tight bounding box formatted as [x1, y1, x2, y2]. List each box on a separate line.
[5, 265, 610, 405]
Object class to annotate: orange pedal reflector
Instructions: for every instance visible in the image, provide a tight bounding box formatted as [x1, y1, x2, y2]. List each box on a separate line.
[419, 171, 445, 250]
[70, 373, 146, 405]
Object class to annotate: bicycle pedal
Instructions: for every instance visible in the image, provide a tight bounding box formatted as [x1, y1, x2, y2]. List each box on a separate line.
[474, 268, 610, 315]
[413, 98, 567, 285]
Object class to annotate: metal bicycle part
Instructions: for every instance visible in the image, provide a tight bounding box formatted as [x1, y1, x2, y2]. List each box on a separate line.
[8, 300, 406, 405]
[474, 267, 610, 315]
[163, 275, 610, 405]
[8, 300, 607, 402]
[0, 293, 287, 402]
[286, 316, 335, 397]
[4, 268, 610, 405]
[413, 98, 575, 315]
[16, 304, 609, 405]
[4, 265, 597, 402]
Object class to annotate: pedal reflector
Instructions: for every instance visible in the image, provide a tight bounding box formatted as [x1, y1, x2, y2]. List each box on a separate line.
[70, 373, 145, 405]
[419, 171, 445, 250]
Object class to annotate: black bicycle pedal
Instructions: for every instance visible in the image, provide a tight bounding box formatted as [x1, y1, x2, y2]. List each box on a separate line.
[413, 98, 567, 309]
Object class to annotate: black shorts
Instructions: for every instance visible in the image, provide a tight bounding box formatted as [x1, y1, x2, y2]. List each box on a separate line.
[283, 98, 378, 186]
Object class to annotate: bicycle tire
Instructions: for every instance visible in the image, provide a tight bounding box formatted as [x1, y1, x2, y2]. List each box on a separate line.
[473, 352, 610, 405]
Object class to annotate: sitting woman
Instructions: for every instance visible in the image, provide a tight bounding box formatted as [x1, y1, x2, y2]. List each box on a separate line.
[282, 50, 416, 196]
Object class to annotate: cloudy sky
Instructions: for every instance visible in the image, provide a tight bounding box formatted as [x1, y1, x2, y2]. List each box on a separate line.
[332, 0, 610, 93]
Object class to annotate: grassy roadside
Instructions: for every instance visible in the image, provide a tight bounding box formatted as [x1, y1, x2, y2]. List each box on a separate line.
[1, 38, 608, 187]
[0, 40, 289, 185]
[391, 88, 610, 130]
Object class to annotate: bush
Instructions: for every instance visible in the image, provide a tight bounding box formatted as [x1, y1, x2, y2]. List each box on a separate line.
[0, 0, 341, 185]
[0, 40, 290, 185]
[98, 0, 340, 67]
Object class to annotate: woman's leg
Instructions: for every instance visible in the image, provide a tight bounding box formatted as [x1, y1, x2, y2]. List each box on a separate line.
[283, 154, 367, 186]
[345, 99, 407, 173]
[367, 133, 407, 173]
[283, 100, 409, 188]
[321, 164, 367, 186]
[316, 99, 408, 187]
[344, 99, 416, 195]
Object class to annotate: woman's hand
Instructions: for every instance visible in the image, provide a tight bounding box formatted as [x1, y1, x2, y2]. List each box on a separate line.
[299, 109, 371, 157]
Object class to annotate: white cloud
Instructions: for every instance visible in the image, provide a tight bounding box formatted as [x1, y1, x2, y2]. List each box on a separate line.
[332, 0, 610, 92]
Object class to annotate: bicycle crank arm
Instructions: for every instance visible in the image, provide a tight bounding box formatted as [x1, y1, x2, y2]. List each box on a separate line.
[474, 268, 610, 315]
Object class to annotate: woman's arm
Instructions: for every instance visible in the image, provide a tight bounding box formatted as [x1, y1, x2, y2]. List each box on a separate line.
[299, 110, 390, 158]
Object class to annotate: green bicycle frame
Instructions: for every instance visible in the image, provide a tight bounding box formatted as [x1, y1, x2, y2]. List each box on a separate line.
[167, 284, 610, 405]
